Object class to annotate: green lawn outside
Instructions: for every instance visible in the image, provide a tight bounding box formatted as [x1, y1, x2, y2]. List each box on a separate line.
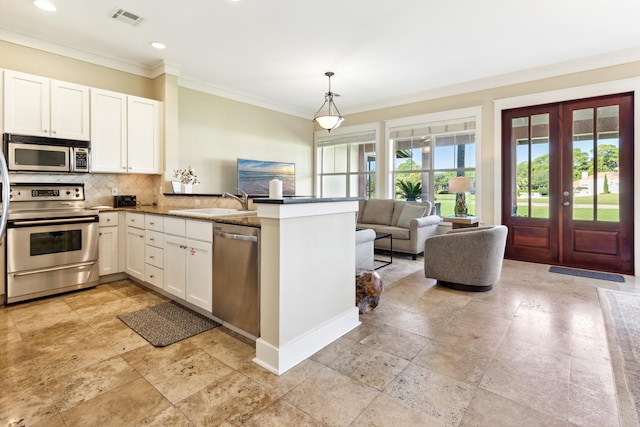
[427, 193, 619, 221]
[514, 193, 619, 221]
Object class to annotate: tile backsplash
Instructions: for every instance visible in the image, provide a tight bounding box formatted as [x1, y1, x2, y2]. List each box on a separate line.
[8, 173, 249, 209]
[9, 172, 160, 207]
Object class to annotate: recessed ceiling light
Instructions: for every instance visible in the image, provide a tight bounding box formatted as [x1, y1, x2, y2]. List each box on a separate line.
[150, 41, 166, 50]
[33, 0, 56, 11]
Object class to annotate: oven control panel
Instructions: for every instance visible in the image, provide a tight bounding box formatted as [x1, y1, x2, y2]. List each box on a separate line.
[8, 184, 85, 202]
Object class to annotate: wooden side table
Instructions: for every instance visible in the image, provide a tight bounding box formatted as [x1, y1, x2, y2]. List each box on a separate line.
[443, 215, 479, 229]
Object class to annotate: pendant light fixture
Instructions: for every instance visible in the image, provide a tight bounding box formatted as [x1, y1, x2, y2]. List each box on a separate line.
[313, 72, 344, 132]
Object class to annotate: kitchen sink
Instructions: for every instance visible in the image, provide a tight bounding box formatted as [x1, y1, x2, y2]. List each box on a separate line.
[167, 208, 257, 218]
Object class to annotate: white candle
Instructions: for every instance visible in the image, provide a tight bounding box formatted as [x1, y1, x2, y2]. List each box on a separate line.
[269, 178, 283, 199]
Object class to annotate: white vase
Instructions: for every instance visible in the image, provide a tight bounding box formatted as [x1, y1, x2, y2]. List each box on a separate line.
[182, 183, 193, 194]
[172, 181, 181, 193]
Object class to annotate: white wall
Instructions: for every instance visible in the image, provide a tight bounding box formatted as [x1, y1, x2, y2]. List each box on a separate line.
[178, 88, 314, 195]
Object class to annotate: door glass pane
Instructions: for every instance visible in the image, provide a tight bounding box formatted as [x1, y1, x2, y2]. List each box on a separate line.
[572, 108, 594, 220]
[512, 114, 549, 218]
[596, 105, 620, 222]
[512, 117, 529, 216]
[530, 114, 550, 218]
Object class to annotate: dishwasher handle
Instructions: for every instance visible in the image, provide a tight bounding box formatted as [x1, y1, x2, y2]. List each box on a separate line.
[214, 230, 258, 243]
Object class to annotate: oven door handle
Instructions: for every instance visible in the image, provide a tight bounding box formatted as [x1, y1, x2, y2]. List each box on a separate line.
[12, 261, 97, 277]
[10, 217, 98, 226]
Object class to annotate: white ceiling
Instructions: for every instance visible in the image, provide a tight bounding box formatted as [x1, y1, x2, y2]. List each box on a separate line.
[2, 0, 640, 119]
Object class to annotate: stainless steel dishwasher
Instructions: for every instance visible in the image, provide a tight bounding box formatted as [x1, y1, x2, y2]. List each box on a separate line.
[212, 223, 260, 338]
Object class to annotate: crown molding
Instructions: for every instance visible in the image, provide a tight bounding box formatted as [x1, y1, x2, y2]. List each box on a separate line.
[0, 28, 155, 78]
[346, 46, 640, 115]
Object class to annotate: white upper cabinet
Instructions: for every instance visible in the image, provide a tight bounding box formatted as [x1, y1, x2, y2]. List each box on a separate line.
[90, 88, 127, 173]
[127, 96, 162, 174]
[90, 90, 162, 174]
[50, 79, 90, 140]
[4, 71, 49, 137]
[4, 70, 89, 140]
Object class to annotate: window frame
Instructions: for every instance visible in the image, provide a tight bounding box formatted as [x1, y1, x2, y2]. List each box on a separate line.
[314, 122, 380, 198]
[385, 106, 483, 214]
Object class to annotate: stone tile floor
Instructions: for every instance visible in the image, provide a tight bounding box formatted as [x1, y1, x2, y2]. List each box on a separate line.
[1, 258, 636, 426]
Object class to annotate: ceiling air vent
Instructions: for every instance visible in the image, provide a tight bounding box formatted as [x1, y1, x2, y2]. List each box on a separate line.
[111, 8, 144, 26]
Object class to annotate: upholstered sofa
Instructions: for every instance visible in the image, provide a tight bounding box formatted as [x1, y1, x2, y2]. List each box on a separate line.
[357, 199, 441, 259]
[423, 225, 508, 291]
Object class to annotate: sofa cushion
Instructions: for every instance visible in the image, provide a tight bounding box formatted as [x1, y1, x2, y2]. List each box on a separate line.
[374, 226, 411, 240]
[360, 199, 395, 225]
[391, 201, 407, 226]
[397, 204, 427, 228]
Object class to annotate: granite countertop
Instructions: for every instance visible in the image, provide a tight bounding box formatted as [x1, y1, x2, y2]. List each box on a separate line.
[253, 196, 361, 204]
[93, 205, 262, 228]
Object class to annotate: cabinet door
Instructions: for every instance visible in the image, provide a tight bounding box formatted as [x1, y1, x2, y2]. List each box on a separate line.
[50, 79, 89, 140]
[127, 96, 162, 174]
[90, 88, 127, 172]
[99, 226, 119, 276]
[125, 226, 145, 281]
[164, 234, 186, 299]
[185, 239, 212, 311]
[4, 70, 49, 136]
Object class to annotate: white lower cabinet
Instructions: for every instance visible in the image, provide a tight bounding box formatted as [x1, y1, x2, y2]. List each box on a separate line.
[99, 212, 120, 276]
[185, 238, 213, 311]
[125, 225, 145, 281]
[143, 215, 164, 290]
[164, 234, 187, 299]
[163, 218, 213, 311]
[124, 212, 146, 281]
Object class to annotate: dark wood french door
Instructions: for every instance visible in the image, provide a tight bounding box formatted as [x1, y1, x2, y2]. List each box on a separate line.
[502, 93, 634, 274]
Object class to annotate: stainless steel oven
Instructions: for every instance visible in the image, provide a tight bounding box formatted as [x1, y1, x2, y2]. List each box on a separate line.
[5, 184, 99, 303]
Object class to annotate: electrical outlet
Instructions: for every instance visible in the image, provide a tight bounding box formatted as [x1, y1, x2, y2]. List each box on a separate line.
[111, 188, 118, 196]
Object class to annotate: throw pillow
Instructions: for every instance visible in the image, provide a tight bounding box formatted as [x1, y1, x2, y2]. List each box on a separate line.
[397, 204, 427, 228]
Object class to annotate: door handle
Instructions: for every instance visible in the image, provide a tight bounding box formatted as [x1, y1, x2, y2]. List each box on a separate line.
[563, 201, 570, 206]
[563, 191, 570, 197]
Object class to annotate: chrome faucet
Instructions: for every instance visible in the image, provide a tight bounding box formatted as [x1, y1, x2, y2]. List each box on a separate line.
[222, 189, 250, 210]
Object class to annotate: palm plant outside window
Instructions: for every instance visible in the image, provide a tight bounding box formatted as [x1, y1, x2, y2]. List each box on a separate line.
[390, 117, 477, 216]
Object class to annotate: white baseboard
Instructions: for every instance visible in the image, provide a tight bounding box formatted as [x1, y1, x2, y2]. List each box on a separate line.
[253, 307, 360, 375]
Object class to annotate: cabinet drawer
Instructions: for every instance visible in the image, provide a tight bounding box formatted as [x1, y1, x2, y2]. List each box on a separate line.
[126, 212, 145, 229]
[99, 211, 119, 226]
[164, 217, 186, 236]
[145, 214, 164, 232]
[145, 264, 164, 289]
[145, 230, 164, 248]
[186, 220, 213, 242]
[145, 245, 164, 268]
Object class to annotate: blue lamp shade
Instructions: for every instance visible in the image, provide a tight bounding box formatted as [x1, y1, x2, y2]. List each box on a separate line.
[448, 177, 473, 217]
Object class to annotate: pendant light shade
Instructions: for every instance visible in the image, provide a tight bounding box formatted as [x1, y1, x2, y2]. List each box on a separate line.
[313, 72, 344, 132]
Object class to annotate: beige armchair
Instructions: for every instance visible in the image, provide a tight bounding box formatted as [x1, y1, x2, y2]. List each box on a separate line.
[423, 225, 508, 291]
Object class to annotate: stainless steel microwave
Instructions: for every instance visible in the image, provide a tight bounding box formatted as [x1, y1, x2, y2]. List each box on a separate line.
[3, 133, 90, 173]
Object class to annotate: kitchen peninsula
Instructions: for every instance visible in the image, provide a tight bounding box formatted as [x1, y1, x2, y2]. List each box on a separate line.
[100, 197, 361, 375]
[253, 197, 361, 375]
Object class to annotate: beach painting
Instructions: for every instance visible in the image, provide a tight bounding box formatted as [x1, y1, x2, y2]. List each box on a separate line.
[237, 158, 296, 196]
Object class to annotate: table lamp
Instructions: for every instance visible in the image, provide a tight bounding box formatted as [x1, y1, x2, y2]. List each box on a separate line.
[448, 177, 473, 217]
